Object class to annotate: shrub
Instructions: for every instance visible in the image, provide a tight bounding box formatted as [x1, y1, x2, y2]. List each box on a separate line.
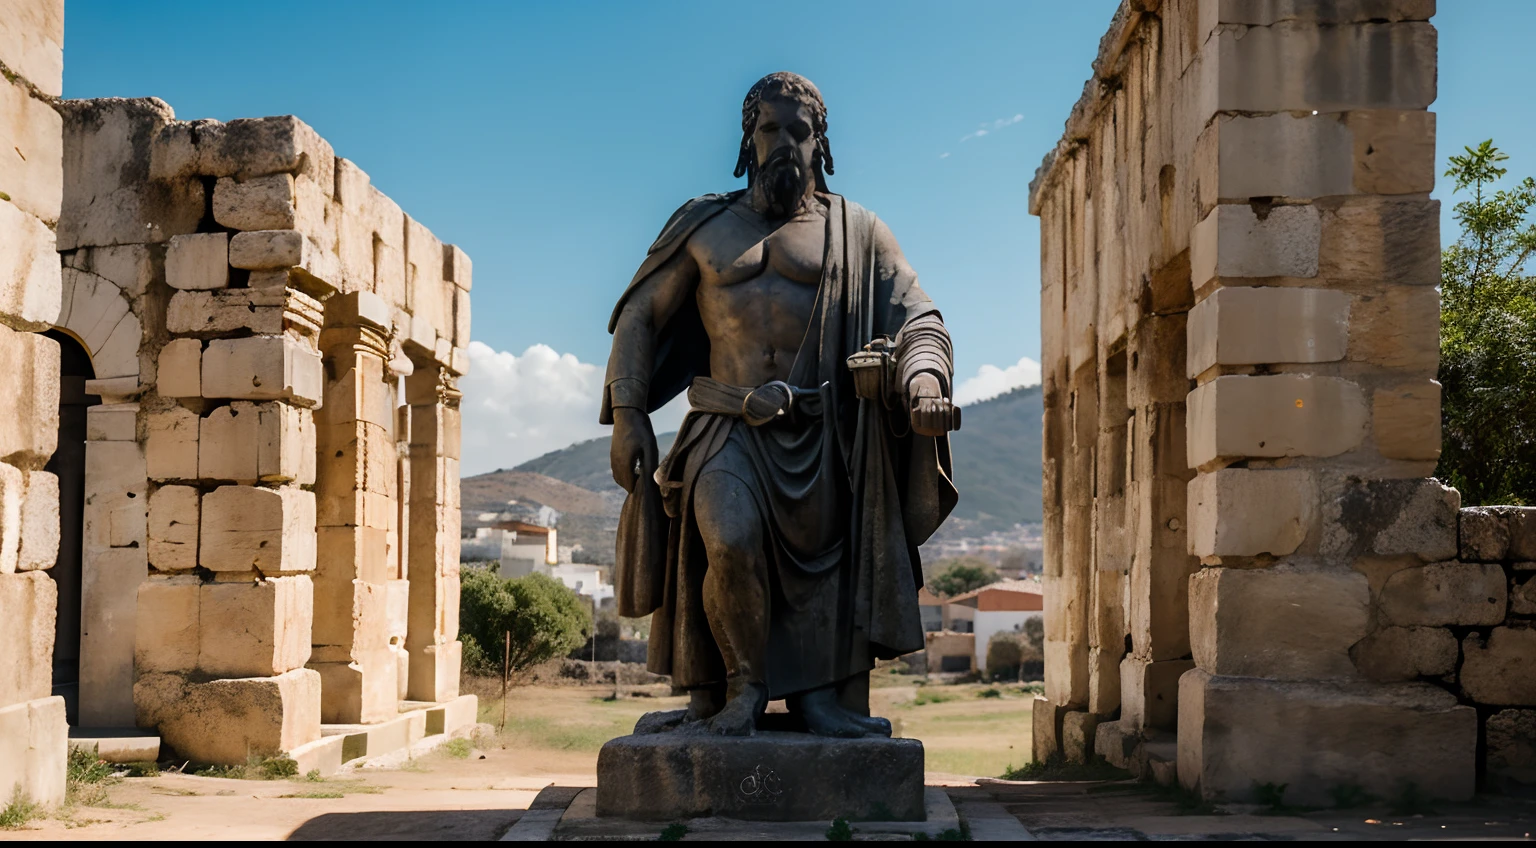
[928, 558, 998, 597]
[459, 569, 592, 679]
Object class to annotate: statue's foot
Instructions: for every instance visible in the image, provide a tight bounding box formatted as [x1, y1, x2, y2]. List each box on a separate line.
[796, 687, 886, 738]
[707, 682, 766, 737]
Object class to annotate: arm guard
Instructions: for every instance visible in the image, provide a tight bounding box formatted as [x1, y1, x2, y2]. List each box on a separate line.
[893, 312, 953, 398]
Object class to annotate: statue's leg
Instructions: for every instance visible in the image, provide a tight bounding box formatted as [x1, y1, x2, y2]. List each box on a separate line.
[694, 469, 770, 736]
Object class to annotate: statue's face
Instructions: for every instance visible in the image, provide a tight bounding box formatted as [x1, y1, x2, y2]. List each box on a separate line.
[752, 95, 816, 176]
[752, 95, 817, 215]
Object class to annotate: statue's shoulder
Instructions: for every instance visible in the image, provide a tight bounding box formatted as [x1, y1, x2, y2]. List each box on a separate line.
[648, 191, 744, 255]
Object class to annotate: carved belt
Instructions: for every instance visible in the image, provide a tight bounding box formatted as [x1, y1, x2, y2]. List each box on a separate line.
[688, 377, 824, 427]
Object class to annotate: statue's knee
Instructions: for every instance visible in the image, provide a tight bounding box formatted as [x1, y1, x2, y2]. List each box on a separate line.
[695, 471, 764, 559]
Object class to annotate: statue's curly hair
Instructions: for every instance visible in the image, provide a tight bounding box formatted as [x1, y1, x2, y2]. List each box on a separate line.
[734, 72, 834, 191]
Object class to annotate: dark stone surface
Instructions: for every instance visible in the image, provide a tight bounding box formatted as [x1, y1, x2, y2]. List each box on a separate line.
[595, 730, 926, 822]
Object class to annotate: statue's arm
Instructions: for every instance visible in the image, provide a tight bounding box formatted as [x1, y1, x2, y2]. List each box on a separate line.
[604, 245, 700, 489]
[872, 217, 956, 436]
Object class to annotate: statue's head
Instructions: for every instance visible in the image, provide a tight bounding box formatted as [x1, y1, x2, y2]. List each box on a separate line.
[735, 72, 834, 215]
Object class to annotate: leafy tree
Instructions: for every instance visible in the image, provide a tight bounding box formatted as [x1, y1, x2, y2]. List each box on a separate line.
[459, 567, 592, 678]
[1438, 140, 1536, 505]
[985, 631, 1024, 681]
[1021, 616, 1044, 661]
[928, 557, 999, 597]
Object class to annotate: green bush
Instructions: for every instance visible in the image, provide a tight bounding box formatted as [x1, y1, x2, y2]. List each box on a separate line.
[928, 557, 998, 597]
[1438, 140, 1536, 505]
[459, 568, 592, 679]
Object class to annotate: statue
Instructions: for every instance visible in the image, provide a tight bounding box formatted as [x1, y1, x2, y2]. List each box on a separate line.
[604, 72, 958, 739]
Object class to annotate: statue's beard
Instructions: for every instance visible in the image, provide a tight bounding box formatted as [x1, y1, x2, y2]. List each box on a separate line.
[757, 150, 809, 218]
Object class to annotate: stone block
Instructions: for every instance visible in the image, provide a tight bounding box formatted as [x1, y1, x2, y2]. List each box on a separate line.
[198, 577, 312, 677]
[1031, 695, 1062, 762]
[444, 244, 472, 291]
[65, 243, 157, 299]
[1350, 626, 1457, 682]
[0, 324, 59, 466]
[1459, 506, 1536, 562]
[1190, 565, 1368, 680]
[82, 405, 134, 446]
[1197, 112, 1352, 203]
[0, 571, 56, 704]
[152, 115, 333, 183]
[0, 74, 63, 224]
[1197, 0, 1434, 31]
[453, 287, 471, 347]
[1347, 285, 1439, 373]
[1486, 710, 1536, 787]
[1094, 719, 1140, 772]
[81, 440, 147, 558]
[1060, 711, 1099, 764]
[166, 288, 293, 337]
[165, 232, 230, 291]
[0, 463, 20, 574]
[1322, 477, 1459, 562]
[1346, 110, 1437, 195]
[1319, 198, 1440, 285]
[0, 198, 61, 332]
[134, 576, 200, 673]
[406, 640, 461, 704]
[144, 406, 199, 481]
[1209, 21, 1437, 115]
[310, 649, 398, 725]
[200, 485, 316, 574]
[229, 229, 304, 270]
[77, 547, 146, 727]
[1120, 656, 1194, 732]
[156, 338, 202, 398]
[1186, 375, 1367, 468]
[17, 469, 58, 572]
[202, 336, 323, 406]
[1187, 287, 1348, 377]
[596, 731, 925, 822]
[1378, 561, 1506, 627]
[1460, 628, 1536, 705]
[57, 98, 204, 251]
[1373, 382, 1440, 460]
[147, 485, 198, 572]
[0, 696, 67, 808]
[1178, 670, 1474, 805]
[135, 668, 321, 764]
[1513, 575, 1536, 616]
[213, 174, 298, 231]
[0, 0, 65, 96]
[1190, 204, 1320, 286]
[1188, 468, 1313, 558]
[199, 402, 315, 485]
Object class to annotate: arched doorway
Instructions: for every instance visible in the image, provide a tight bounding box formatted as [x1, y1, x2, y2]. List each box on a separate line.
[43, 329, 97, 725]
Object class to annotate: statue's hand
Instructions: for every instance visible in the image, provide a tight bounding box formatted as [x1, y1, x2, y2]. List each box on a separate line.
[907, 372, 954, 438]
[611, 407, 658, 493]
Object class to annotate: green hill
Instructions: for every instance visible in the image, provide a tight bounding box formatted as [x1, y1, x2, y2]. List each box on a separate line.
[946, 384, 1043, 529]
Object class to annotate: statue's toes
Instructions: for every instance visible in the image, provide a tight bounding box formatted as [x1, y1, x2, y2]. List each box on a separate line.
[855, 716, 893, 737]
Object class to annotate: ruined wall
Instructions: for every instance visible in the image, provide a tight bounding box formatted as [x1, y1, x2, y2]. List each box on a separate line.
[55, 98, 470, 763]
[1030, 0, 1492, 803]
[0, 0, 67, 807]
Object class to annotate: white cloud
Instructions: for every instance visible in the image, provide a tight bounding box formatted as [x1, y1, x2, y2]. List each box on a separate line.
[960, 113, 1024, 143]
[457, 341, 688, 477]
[953, 357, 1042, 406]
[939, 152, 950, 159]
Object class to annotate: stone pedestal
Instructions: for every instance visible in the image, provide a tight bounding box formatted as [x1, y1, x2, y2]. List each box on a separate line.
[596, 726, 925, 822]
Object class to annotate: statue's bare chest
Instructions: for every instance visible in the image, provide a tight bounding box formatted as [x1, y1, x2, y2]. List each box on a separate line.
[692, 207, 825, 290]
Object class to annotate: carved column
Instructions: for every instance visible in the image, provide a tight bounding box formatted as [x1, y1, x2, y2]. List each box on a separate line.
[404, 361, 461, 703]
[310, 291, 400, 723]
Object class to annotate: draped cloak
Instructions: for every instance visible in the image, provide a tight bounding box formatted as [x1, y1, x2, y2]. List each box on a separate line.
[602, 191, 958, 698]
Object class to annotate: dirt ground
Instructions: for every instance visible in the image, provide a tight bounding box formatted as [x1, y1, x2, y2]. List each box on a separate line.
[0, 679, 1034, 841]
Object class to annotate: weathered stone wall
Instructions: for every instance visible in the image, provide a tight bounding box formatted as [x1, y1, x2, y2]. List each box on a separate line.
[1030, 0, 1490, 803]
[53, 97, 469, 762]
[0, 0, 68, 807]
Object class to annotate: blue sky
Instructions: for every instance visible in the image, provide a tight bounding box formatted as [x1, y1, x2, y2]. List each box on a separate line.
[62, 1, 1536, 472]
